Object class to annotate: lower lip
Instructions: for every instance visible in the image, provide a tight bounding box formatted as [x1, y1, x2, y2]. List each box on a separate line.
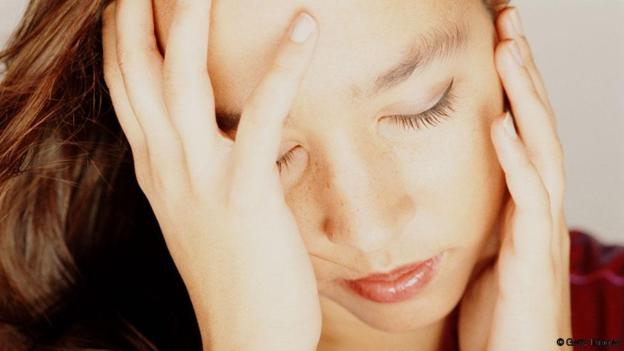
[343, 253, 443, 303]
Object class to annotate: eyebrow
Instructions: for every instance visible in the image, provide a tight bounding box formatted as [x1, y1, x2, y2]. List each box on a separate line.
[363, 22, 469, 99]
[216, 22, 469, 130]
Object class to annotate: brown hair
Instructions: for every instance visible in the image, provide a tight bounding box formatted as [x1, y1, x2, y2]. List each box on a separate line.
[0, 0, 507, 349]
[0, 1, 200, 349]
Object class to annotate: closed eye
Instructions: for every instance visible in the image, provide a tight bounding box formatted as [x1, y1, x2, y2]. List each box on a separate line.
[382, 79, 456, 130]
[276, 80, 457, 172]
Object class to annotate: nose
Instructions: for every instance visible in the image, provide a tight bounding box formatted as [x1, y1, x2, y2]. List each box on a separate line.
[318, 135, 415, 254]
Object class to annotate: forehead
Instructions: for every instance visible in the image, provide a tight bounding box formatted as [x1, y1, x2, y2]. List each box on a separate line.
[154, 0, 481, 114]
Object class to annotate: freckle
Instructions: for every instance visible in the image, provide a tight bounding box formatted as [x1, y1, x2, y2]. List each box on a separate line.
[349, 85, 363, 100]
[397, 194, 415, 212]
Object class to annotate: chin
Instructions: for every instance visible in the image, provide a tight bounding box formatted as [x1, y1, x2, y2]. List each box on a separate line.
[348, 296, 456, 333]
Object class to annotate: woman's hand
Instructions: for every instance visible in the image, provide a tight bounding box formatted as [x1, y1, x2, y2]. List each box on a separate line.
[458, 7, 572, 351]
[101, 1, 322, 350]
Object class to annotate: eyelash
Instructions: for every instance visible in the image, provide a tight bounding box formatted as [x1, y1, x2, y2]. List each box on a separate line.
[276, 146, 299, 173]
[384, 79, 456, 130]
[276, 80, 457, 172]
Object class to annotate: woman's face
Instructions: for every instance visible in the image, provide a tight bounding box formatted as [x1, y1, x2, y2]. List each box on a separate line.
[154, 0, 507, 334]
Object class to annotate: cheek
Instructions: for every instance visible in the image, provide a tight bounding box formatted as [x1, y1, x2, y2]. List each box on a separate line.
[389, 114, 505, 304]
[425, 51, 505, 250]
[397, 105, 505, 251]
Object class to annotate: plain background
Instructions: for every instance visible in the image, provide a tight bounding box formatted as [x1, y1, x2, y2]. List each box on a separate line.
[1, 1, 622, 244]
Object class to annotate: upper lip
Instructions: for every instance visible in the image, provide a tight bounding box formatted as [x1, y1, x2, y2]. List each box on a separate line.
[348, 257, 435, 282]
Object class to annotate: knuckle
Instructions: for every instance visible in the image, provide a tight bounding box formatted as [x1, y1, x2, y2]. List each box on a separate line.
[162, 65, 188, 89]
[526, 79, 541, 97]
[536, 188, 552, 214]
[115, 49, 134, 74]
[549, 171, 565, 192]
[518, 174, 551, 214]
[271, 58, 295, 77]
[269, 51, 305, 83]
[544, 176, 564, 205]
[162, 58, 187, 80]
[116, 44, 159, 74]
[162, 71, 184, 96]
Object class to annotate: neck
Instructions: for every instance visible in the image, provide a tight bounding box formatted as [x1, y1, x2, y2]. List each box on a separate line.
[316, 297, 457, 351]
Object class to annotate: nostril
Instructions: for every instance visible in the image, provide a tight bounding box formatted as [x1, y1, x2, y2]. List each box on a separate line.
[322, 217, 335, 240]
[321, 215, 393, 253]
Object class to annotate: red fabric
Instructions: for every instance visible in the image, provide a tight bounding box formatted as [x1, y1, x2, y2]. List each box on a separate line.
[569, 229, 624, 340]
[440, 229, 624, 350]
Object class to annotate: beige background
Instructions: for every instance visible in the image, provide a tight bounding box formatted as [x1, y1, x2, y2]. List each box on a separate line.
[1, 1, 622, 244]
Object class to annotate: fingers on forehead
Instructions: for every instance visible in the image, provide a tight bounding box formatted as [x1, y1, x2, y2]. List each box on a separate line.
[115, 0, 159, 54]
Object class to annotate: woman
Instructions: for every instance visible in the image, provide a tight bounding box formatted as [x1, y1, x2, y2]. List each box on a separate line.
[0, 0, 621, 350]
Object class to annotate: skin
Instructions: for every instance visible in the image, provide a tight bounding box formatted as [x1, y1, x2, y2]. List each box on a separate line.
[101, 0, 572, 350]
[153, 0, 505, 341]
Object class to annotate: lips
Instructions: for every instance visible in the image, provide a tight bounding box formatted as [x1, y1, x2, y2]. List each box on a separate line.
[342, 252, 444, 303]
[352, 260, 434, 281]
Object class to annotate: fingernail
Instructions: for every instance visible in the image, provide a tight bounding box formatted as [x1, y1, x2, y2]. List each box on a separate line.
[509, 40, 524, 66]
[509, 8, 524, 36]
[502, 112, 518, 139]
[290, 13, 316, 43]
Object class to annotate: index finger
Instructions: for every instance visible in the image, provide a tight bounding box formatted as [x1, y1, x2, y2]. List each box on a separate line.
[230, 12, 318, 196]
